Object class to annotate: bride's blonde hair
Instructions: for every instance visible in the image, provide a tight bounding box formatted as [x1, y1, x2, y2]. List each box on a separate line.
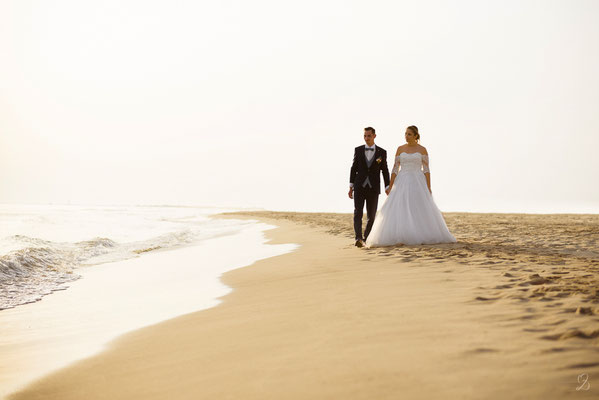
[407, 125, 420, 142]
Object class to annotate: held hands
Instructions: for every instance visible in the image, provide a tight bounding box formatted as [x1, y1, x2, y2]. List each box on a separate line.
[385, 182, 393, 195]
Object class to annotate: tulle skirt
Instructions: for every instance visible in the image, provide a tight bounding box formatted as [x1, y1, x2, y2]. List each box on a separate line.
[365, 171, 456, 246]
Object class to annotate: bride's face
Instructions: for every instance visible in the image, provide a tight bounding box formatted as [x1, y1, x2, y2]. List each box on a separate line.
[405, 129, 416, 143]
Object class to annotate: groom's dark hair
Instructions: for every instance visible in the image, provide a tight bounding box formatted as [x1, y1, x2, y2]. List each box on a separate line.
[364, 127, 375, 134]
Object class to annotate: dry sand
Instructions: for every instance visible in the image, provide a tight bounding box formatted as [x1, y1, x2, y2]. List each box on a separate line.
[9, 212, 599, 399]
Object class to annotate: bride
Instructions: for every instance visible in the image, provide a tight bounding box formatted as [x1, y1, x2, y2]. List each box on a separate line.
[366, 125, 456, 246]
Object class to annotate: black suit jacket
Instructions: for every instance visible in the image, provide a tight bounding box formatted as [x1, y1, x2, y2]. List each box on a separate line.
[349, 145, 391, 194]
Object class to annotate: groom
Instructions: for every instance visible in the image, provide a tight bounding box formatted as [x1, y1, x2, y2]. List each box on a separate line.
[348, 127, 390, 247]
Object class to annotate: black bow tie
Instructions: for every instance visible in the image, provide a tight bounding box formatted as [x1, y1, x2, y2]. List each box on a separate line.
[365, 148, 374, 151]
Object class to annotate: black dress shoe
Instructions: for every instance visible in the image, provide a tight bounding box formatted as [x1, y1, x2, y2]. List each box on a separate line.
[355, 239, 364, 248]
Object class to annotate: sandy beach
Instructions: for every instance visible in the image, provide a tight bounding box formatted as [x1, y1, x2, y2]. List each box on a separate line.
[8, 211, 599, 399]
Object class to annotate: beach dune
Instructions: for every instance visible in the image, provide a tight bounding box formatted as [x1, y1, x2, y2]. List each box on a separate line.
[8, 212, 599, 400]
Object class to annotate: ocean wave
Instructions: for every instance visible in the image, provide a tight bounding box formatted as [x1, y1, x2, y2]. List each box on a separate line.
[0, 220, 249, 311]
[0, 237, 119, 310]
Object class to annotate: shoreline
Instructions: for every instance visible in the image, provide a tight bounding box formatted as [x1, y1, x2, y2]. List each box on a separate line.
[8, 211, 599, 399]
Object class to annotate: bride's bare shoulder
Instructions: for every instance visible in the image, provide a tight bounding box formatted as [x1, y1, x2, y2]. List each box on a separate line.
[419, 145, 428, 155]
[395, 145, 406, 155]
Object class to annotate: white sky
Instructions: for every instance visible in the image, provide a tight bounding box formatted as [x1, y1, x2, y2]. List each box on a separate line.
[1, 0, 598, 213]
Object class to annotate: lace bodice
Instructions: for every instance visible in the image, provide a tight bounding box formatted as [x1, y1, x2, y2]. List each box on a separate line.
[391, 152, 430, 175]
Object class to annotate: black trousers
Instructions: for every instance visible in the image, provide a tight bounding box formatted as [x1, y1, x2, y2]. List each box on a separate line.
[353, 187, 379, 240]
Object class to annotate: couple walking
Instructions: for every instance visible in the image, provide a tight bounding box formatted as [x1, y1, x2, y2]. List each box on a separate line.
[349, 126, 456, 247]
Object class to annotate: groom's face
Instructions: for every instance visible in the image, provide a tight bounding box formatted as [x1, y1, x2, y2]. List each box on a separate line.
[364, 131, 375, 146]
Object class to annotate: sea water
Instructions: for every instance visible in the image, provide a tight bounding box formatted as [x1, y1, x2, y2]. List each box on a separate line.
[0, 204, 275, 310]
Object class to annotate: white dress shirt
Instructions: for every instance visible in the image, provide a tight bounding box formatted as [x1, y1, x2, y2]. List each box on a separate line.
[364, 144, 376, 162]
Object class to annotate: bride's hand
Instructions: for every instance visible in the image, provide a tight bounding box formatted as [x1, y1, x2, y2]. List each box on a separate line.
[385, 187, 391, 195]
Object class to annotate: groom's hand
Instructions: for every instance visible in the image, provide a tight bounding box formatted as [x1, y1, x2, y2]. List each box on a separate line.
[348, 188, 353, 199]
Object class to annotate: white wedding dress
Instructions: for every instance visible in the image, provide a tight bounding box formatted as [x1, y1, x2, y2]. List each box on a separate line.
[365, 152, 456, 246]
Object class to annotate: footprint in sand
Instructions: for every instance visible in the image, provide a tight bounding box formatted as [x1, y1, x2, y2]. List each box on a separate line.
[542, 319, 566, 325]
[474, 296, 501, 301]
[465, 348, 499, 354]
[575, 306, 599, 315]
[539, 347, 576, 353]
[494, 284, 514, 289]
[542, 329, 599, 340]
[543, 303, 564, 308]
[565, 362, 599, 369]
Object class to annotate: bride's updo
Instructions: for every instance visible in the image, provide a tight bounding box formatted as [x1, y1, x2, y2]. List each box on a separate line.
[407, 125, 420, 142]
